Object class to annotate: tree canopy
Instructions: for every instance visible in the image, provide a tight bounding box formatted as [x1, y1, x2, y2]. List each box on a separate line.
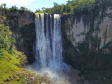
[35, 0, 112, 15]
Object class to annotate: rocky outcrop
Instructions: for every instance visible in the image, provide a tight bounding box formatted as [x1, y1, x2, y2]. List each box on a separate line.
[62, 7, 112, 51]
[6, 12, 35, 27]
[6, 12, 35, 63]
[62, 6, 112, 70]
[4, 7, 112, 69]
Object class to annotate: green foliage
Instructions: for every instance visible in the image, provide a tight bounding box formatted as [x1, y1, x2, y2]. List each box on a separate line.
[19, 6, 32, 13]
[0, 4, 32, 14]
[35, 0, 95, 14]
[0, 24, 12, 51]
[0, 19, 41, 83]
[35, 0, 112, 16]
[0, 49, 30, 84]
[0, 49, 49, 84]
[0, 4, 50, 84]
[0, 18, 16, 60]
[0, 49, 5, 59]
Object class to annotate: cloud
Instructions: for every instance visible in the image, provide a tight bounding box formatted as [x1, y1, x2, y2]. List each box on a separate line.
[0, 0, 34, 6]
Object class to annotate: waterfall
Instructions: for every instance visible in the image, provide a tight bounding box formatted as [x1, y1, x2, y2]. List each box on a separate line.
[33, 13, 72, 84]
[26, 13, 82, 84]
[35, 13, 63, 71]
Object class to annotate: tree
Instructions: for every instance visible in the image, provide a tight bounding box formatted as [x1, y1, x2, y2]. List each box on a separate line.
[35, 9, 42, 13]
[53, 2, 58, 6]
[20, 6, 26, 11]
[0, 24, 11, 50]
[3, 4, 6, 8]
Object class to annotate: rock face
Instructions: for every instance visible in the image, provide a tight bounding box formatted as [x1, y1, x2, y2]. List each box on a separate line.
[6, 12, 35, 63]
[62, 15, 90, 47]
[62, 7, 112, 51]
[6, 12, 35, 27]
[62, 7, 112, 70]
[5, 7, 112, 68]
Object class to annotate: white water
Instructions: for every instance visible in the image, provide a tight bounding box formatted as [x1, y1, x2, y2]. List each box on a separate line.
[33, 13, 71, 84]
[25, 13, 82, 84]
[35, 13, 63, 70]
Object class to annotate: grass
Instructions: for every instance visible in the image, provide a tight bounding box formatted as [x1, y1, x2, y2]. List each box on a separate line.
[0, 50, 50, 84]
[0, 49, 26, 84]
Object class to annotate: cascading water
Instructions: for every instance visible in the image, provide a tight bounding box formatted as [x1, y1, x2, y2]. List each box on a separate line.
[35, 13, 62, 70]
[26, 13, 81, 84]
[34, 13, 71, 84]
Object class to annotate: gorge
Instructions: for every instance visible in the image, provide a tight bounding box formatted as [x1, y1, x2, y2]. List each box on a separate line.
[30, 6, 112, 83]
[13, 7, 112, 83]
[0, 2, 112, 83]
[32, 7, 112, 84]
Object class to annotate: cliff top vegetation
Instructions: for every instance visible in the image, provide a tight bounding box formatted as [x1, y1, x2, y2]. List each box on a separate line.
[35, 0, 112, 15]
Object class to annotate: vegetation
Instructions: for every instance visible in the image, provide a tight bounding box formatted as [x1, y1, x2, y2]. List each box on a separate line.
[35, 0, 112, 15]
[0, 5, 49, 83]
[0, 17, 15, 57]
[0, 16, 25, 83]
[0, 49, 50, 84]
[61, 0, 112, 84]
[0, 0, 112, 83]
[0, 4, 33, 16]
[0, 4, 36, 63]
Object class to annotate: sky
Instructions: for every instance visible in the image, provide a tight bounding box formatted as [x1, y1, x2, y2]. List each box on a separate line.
[0, 0, 68, 12]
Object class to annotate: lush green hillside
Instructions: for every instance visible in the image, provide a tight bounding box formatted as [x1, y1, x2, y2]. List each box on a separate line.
[0, 17, 27, 83]
[0, 49, 49, 84]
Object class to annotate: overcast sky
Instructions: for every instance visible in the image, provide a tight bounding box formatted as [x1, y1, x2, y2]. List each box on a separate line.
[0, 0, 68, 12]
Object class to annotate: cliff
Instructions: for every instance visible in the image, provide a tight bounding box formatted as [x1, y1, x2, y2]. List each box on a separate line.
[0, 11, 51, 84]
[62, 6, 112, 70]
[5, 12, 36, 63]
[6, 7, 112, 70]
[2, 6, 112, 84]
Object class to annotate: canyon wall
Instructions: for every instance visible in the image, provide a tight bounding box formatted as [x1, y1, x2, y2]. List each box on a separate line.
[6, 12, 35, 63]
[5, 6, 112, 69]
[62, 7, 112, 70]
